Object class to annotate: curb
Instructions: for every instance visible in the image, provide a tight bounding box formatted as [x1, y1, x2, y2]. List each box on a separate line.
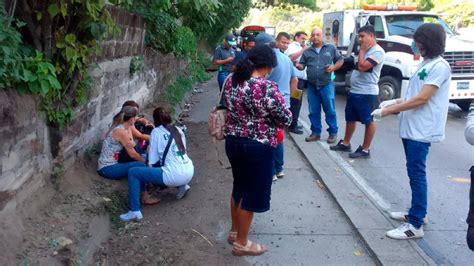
[287, 126, 436, 265]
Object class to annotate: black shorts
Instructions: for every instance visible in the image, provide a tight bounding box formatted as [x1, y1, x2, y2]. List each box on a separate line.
[225, 136, 275, 213]
[345, 92, 378, 124]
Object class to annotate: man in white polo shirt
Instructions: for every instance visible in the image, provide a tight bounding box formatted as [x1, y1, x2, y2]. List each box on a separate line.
[286, 31, 308, 134]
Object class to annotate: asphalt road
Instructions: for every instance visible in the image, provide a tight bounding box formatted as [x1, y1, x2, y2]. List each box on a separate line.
[298, 92, 474, 265]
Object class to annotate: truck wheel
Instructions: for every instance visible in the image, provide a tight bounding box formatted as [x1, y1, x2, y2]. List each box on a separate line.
[455, 99, 472, 111]
[378, 76, 400, 102]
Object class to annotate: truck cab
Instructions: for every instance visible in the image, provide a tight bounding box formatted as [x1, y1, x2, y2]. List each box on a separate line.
[324, 6, 474, 110]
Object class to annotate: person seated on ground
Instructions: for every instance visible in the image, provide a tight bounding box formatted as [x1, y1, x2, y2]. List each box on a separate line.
[97, 105, 159, 205]
[119, 106, 194, 222]
[114, 100, 154, 163]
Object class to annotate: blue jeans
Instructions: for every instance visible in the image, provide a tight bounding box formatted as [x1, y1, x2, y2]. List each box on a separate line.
[273, 142, 284, 175]
[217, 71, 230, 91]
[127, 167, 165, 211]
[307, 82, 338, 136]
[97, 161, 146, 180]
[402, 138, 431, 229]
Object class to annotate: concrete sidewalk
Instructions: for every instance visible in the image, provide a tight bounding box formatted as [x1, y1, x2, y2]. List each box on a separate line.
[187, 75, 375, 264]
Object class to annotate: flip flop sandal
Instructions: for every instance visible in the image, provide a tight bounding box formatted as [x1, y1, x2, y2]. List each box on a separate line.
[227, 231, 237, 245]
[232, 240, 267, 256]
[141, 195, 161, 205]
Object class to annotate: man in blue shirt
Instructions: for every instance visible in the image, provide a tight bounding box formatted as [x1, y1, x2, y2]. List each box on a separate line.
[296, 28, 343, 144]
[213, 34, 236, 90]
[256, 32, 297, 181]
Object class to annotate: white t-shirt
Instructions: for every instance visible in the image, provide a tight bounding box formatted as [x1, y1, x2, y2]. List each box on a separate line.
[286, 42, 307, 80]
[148, 126, 194, 186]
[399, 56, 451, 143]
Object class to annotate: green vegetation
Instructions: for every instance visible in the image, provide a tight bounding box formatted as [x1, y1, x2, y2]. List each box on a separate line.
[102, 190, 129, 229]
[2, 1, 118, 128]
[129, 55, 144, 76]
[2, 0, 254, 128]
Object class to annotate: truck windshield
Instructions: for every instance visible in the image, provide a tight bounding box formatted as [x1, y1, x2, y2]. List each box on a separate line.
[385, 15, 453, 38]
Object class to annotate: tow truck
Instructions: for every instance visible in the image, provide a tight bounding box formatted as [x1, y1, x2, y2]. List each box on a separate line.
[323, 5, 474, 110]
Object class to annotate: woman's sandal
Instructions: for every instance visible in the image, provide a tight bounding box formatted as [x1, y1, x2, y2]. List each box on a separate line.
[141, 193, 161, 205]
[227, 231, 237, 245]
[232, 240, 267, 256]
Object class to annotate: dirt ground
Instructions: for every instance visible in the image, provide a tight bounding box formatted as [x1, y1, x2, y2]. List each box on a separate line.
[13, 103, 246, 265]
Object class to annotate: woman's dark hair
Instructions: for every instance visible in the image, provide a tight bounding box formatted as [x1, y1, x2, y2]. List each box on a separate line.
[112, 100, 140, 127]
[232, 44, 277, 87]
[122, 100, 140, 109]
[413, 23, 446, 59]
[107, 106, 138, 135]
[153, 107, 186, 153]
[122, 106, 138, 122]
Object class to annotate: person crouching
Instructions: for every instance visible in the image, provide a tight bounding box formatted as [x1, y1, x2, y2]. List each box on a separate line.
[120, 107, 194, 222]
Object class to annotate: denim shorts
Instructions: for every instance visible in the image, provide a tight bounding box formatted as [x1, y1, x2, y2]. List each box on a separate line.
[345, 92, 378, 124]
[225, 136, 275, 213]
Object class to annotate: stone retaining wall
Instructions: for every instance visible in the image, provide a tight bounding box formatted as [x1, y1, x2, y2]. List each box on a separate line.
[0, 5, 187, 208]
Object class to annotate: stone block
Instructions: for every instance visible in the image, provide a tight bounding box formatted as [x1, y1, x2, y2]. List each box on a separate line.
[100, 94, 114, 120]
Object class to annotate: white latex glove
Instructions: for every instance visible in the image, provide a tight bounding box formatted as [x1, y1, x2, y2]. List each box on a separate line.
[371, 108, 383, 121]
[379, 99, 398, 109]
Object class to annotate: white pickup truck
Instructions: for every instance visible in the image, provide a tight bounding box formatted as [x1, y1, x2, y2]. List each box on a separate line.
[323, 6, 474, 110]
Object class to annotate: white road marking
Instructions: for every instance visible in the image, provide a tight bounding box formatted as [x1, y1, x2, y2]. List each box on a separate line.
[298, 119, 391, 212]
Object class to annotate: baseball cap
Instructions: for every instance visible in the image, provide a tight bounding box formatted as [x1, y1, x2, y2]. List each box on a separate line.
[225, 34, 236, 46]
[255, 32, 275, 47]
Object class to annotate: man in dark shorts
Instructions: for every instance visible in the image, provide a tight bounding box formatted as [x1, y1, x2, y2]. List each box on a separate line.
[330, 25, 385, 158]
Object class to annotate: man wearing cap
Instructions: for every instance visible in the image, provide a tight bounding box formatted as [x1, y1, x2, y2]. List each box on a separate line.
[232, 35, 256, 68]
[213, 34, 236, 90]
[255, 32, 298, 181]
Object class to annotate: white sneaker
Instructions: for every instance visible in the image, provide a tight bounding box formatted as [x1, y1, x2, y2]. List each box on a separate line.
[120, 210, 143, 222]
[176, 184, 191, 199]
[389, 211, 429, 224]
[272, 175, 278, 181]
[386, 223, 424, 240]
[276, 171, 284, 179]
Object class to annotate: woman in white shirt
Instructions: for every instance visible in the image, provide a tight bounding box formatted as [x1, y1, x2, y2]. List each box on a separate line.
[120, 107, 194, 222]
[372, 23, 451, 240]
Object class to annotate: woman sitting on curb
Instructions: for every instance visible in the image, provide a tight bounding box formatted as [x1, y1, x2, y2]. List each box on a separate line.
[120, 106, 194, 222]
[97, 106, 159, 205]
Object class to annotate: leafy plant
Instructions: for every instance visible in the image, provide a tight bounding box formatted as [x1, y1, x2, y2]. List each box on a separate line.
[174, 26, 196, 58]
[0, 16, 24, 88]
[9, 0, 119, 128]
[129, 55, 144, 75]
[142, 11, 177, 53]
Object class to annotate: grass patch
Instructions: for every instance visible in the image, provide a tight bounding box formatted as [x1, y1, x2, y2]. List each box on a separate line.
[159, 52, 210, 109]
[161, 76, 194, 106]
[102, 190, 129, 230]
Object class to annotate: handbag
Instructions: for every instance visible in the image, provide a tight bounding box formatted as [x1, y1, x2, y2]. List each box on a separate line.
[208, 74, 231, 140]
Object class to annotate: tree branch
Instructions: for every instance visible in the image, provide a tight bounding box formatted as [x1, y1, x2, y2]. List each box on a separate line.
[18, 0, 43, 51]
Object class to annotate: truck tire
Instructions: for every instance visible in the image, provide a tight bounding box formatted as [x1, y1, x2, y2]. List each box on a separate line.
[378, 76, 400, 102]
[455, 99, 472, 111]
